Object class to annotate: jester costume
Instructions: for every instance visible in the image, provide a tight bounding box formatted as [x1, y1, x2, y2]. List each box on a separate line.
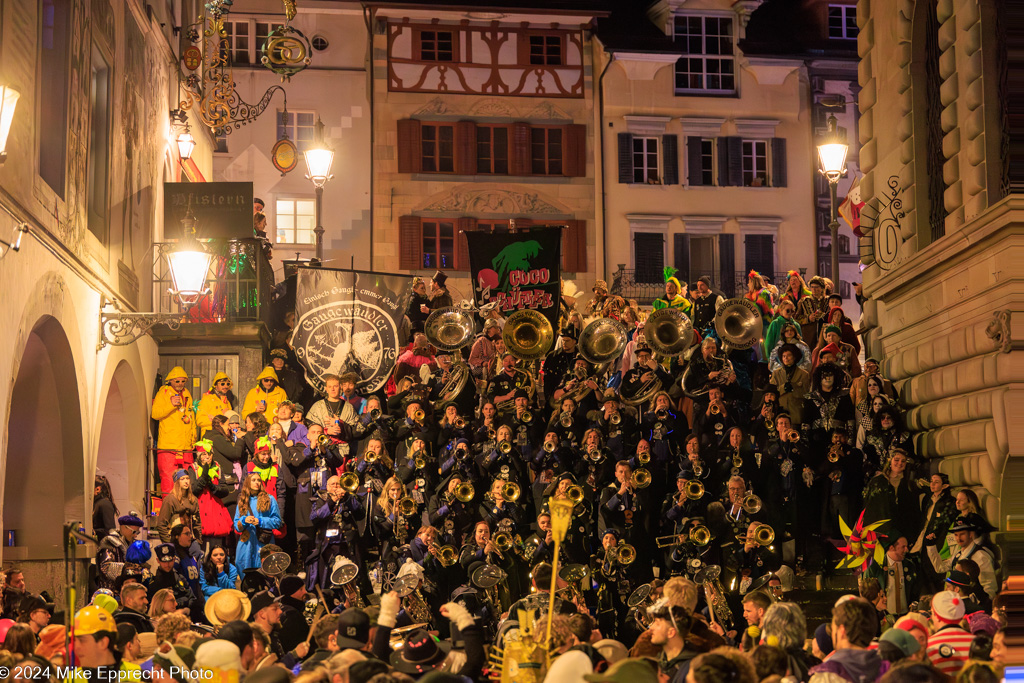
[652, 267, 692, 313]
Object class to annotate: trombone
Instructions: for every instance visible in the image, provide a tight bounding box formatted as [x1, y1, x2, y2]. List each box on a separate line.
[691, 524, 712, 546]
[413, 409, 425, 423]
[684, 480, 705, 500]
[615, 542, 637, 565]
[656, 534, 686, 549]
[455, 482, 475, 503]
[742, 493, 762, 515]
[501, 481, 521, 502]
[498, 440, 513, 454]
[737, 524, 775, 546]
[493, 532, 514, 552]
[317, 434, 333, 447]
[339, 472, 360, 494]
[431, 544, 458, 567]
[630, 469, 652, 489]
[566, 485, 584, 504]
[364, 450, 380, 464]
[398, 497, 418, 517]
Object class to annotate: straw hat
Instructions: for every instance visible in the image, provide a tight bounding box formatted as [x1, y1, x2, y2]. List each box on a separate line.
[204, 589, 251, 627]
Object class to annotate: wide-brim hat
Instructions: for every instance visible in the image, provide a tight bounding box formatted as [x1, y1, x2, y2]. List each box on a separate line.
[204, 589, 251, 628]
[389, 628, 451, 675]
[778, 343, 803, 364]
[562, 280, 581, 300]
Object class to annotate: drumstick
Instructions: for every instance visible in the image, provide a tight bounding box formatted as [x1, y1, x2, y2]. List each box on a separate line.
[303, 585, 330, 645]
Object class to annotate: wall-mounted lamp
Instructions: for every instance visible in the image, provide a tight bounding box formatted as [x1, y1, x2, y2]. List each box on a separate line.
[0, 222, 27, 259]
[169, 108, 195, 161]
[0, 85, 21, 165]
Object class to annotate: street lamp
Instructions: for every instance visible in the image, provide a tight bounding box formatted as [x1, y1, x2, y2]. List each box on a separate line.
[175, 128, 196, 161]
[817, 112, 848, 290]
[98, 205, 213, 349]
[303, 117, 334, 261]
[0, 85, 21, 165]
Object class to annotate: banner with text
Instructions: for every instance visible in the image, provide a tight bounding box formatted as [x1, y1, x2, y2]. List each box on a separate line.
[292, 267, 413, 394]
[468, 227, 562, 332]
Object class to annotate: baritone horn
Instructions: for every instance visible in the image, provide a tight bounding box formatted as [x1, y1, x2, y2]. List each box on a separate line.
[339, 472, 360, 494]
[631, 469, 652, 489]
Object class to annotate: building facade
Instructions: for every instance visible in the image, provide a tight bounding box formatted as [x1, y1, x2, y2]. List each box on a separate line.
[855, 0, 1019, 527]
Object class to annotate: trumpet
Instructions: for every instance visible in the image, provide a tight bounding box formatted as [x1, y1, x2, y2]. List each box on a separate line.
[655, 408, 668, 419]
[369, 408, 382, 420]
[685, 480, 705, 500]
[559, 412, 574, 428]
[738, 524, 775, 546]
[364, 450, 380, 464]
[616, 543, 637, 565]
[691, 524, 712, 546]
[501, 482, 521, 502]
[692, 461, 705, 478]
[493, 532, 513, 552]
[587, 447, 604, 463]
[742, 493, 762, 515]
[398, 497, 418, 517]
[566, 485, 584, 504]
[637, 450, 651, 465]
[413, 454, 427, 470]
[631, 469, 652, 489]
[454, 417, 466, 429]
[710, 403, 721, 415]
[828, 445, 843, 463]
[318, 434, 333, 447]
[432, 544, 458, 567]
[455, 482, 475, 503]
[609, 413, 621, 426]
[486, 427, 497, 441]
[498, 440, 512, 454]
[520, 411, 533, 424]
[413, 409, 425, 423]
[339, 472, 360, 494]
[786, 429, 801, 442]
[543, 441, 557, 453]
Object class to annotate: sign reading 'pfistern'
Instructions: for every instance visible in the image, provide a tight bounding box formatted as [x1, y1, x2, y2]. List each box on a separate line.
[164, 181, 254, 240]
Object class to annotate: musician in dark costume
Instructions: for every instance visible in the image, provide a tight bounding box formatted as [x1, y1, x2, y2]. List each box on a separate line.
[621, 343, 673, 408]
[684, 338, 732, 411]
[487, 354, 532, 415]
[543, 328, 581, 400]
[306, 475, 366, 593]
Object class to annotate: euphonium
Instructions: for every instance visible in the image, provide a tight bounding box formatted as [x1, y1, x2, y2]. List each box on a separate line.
[543, 441, 556, 453]
[609, 413, 621, 426]
[339, 472, 360, 494]
[398, 497, 418, 517]
[631, 469, 652, 489]
[616, 543, 637, 565]
[455, 482, 475, 503]
[566, 485, 584, 504]
[498, 440, 512, 454]
[502, 481, 521, 502]
[637, 450, 651, 465]
[685, 480, 705, 500]
[691, 524, 712, 546]
[493, 532, 513, 552]
[742, 493, 763, 515]
[413, 409, 425, 422]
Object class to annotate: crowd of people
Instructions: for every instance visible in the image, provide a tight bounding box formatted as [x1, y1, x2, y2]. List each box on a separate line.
[0, 268, 1007, 682]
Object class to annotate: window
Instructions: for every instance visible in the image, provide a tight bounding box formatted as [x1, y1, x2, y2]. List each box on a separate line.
[828, 5, 858, 39]
[312, 35, 329, 51]
[421, 221, 455, 269]
[839, 280, 851, 298]
[422, 124, 455, 173]
[531, 127, 563, 175]
[277, 110, 317, 150]
[87, 45, 111, 241]
[256, 21, 285, 61]
[838, 234, 850, 254]
[632, 137, 660, 183]
[741, 140, 768, 186]
[698, 138, 715, 185]
[744, 234, 775, 276]
[673, 15, 735, 94]
[476, 126, 509, 174]
[528, 35, 563, 65]
[634, 232, 665, 283]
[223, 21, 250, 64]
[418, 30, 455, 61]
[275, 198, 316, 244]
[39, 0, 70, 197]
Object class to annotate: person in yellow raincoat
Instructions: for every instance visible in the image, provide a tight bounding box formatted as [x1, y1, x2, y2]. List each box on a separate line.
[197, 372, 235, 434]
[69, 605, 142, 681]
[151, 367, 197, 495]
[242, 366, 288, 424]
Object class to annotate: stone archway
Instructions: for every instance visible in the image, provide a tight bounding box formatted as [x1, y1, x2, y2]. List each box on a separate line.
[95, 360, 147, 521]
[4, 316, 85, 558]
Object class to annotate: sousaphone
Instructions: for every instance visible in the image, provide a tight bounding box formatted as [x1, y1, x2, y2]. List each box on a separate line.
[425, 306, 477, 351]
[714, 298, 763, 350]
[502, 309, 554, 360]
[644, 308, 694, 357]
[578, 317, 628, 365]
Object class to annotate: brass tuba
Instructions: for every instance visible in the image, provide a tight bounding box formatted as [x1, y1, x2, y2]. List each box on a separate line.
[502, 309, 554, 361]
[425, 307, 477, 351]
[578, 317, 628, 365]
[714, 298, 764, 350]
[438, 362, 471, 404]
[644, 308, 694, 357]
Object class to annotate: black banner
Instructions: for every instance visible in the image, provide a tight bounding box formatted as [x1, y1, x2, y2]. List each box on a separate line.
[164, 181, 253, 240]
[468, 227, 562, 332]
[291, 267, 413, 394]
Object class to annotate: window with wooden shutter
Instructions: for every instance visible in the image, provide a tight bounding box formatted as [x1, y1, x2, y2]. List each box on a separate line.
[744, 234, 775, 276]
[718, 233, 736, 295]
[422, 124, 456, 173]
[397, 120, 422, 174]
[686, 137, 704, 186]
[562, 220, 586, 272]
[562, 124, 586, 177]
[674, 234, 690, 283]
[770, 137, 787, 187]
[662, 135, 679, 185]
[422, 220, 456, 269]
[476, 125, 510, 174]
[717, 137, 743, 187]
[531, 127, 563, 175]
[456, 217, 476, 271]
[399, 216, 423, 270]
[617, 132, 634, 184]
[634, 232, 665, 284]
[509, 122, 531, 176]
[455, 121, 477, 175]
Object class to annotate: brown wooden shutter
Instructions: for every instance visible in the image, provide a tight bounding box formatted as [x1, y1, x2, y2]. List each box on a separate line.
[561, 220, 586, 272]
[455, 121, 478, 175]
[397, 120, 422, 174]
[562, 124, 586, 177]
[456, 217, 477, 272]
[509, 122, 532, 176]
[399, 216, 423, 270]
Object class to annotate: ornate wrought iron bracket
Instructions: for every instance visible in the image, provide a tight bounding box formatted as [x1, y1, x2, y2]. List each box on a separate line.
[97, 294, 205, 350]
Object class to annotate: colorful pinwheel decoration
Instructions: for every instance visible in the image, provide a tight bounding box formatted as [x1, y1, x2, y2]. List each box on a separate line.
[835, 510, 888, 572]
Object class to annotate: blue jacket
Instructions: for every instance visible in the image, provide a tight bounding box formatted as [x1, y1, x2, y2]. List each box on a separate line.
[200, 563, 239, 598]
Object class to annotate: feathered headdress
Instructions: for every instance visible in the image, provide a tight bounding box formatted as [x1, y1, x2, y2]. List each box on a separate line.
[835, 510, 888, 573]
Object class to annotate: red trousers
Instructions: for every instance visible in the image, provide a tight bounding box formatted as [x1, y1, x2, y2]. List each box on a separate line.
[156, 450, 194, 494]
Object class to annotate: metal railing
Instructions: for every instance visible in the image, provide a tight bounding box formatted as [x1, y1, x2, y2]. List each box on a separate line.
[611, 266, 800, 304]
[153, 238, 273, 326]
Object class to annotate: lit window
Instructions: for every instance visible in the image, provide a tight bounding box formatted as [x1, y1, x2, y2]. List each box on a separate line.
[673, 15, 735, 94]
[422, 221, 455, 269]
[277, 110, 317, 150]
[275, 198, 316, 244]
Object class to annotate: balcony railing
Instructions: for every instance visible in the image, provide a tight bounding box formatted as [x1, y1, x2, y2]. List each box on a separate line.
[153, 238, 273, 327]
[610, 265, 799, 305]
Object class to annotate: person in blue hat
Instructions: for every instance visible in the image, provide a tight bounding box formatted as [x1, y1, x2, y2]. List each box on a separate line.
[96, 511, 145, 592]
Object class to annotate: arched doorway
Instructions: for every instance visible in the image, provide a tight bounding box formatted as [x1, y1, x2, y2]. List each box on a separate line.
[4, 316, 84, 557]
[95, 361, 146, 523]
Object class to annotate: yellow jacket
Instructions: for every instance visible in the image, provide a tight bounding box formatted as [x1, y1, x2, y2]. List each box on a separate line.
[242, 366, 287, 423]
[197, 372, 234, 433]
[151, 371, 197, 451]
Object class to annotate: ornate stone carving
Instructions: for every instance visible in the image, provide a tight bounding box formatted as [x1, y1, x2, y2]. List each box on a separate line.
[523, 102, 571, 120]
[985, 310, 1011, 353]
[469, 99, 517, 118]
[419, 186, 566, 215]
[413, 98, 457, 116]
